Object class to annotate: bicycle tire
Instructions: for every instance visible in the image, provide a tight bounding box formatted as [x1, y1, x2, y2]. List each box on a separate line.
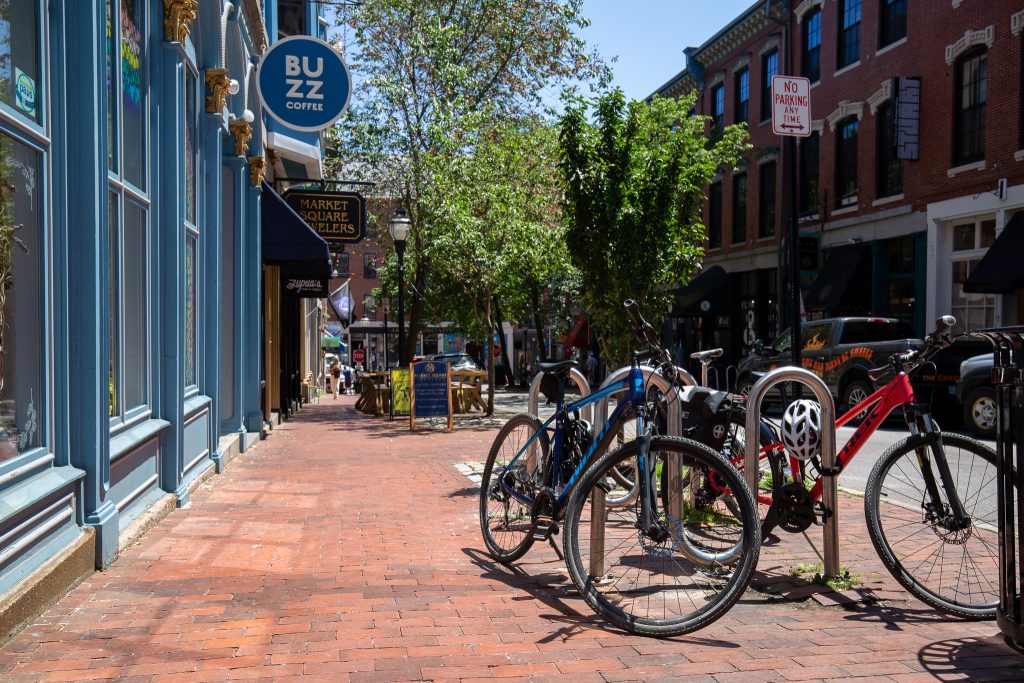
[660, 407, 785, 537]
[562, 436, 761, 637]
[479, 413, 549, 564]
[864, 432, 999, 619]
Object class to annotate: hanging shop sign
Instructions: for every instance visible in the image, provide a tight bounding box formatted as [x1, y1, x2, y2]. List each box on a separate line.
[256, 35, 352, 132]
[410, 361, 453, 431]
[283, 189, 366, 245]
[281, 263, 329, 298]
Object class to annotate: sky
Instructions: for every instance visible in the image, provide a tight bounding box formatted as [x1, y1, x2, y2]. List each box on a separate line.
[578, 0, 760, 100]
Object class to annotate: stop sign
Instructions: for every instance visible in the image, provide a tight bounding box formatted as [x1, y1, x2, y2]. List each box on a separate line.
[352, 348, 365, 365]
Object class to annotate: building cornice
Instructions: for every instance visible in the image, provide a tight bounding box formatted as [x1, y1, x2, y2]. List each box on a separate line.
[866, 80, 893, 115]
[827, 101, 864, 131]
[794, 0, 824, 24]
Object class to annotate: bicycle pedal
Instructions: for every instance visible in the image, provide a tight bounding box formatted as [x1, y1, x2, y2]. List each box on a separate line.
[532, 516, 557, 541]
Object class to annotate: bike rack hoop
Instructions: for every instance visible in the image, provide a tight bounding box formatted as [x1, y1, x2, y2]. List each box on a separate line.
[744, 366, 840, 578]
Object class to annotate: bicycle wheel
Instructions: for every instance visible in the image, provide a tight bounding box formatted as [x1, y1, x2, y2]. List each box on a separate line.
[479, 413, 550, 563]
[661, 407, 785, 537]
[864, 432, 999, 619]
[562, 436, 761, 637]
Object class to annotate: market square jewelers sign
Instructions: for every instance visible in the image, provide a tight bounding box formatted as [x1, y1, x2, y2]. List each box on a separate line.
[283, 189, 366, 245]
[256, 35, 351, 132]
[410, 361, 452, 431]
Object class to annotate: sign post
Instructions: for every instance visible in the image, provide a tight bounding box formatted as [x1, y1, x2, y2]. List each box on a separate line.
[771, 75, 811, 372]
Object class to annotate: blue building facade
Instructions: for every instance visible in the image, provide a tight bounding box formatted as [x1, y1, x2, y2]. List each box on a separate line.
[0, 0, 328, 637]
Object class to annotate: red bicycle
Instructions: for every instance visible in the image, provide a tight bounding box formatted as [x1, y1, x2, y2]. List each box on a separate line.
[717, 316, 999, 619]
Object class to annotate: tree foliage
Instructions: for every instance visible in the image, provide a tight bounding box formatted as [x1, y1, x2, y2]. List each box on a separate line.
[327, 0, 604, 362]
[558, 89, 750, 365]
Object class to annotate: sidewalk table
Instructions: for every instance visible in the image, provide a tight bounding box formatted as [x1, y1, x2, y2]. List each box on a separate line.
[451, 370, 487, 413]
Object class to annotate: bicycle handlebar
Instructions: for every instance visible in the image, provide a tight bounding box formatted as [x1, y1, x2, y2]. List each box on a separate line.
[870, 314, 958, 378]
[623, 299, 673, 373]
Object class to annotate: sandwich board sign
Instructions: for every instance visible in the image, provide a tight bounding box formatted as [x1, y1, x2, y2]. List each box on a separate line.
[771, 75, 811, 137]
[410, 361, 453, 431]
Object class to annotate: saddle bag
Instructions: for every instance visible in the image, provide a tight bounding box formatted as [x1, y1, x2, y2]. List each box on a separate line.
[676, 385, 732, 452]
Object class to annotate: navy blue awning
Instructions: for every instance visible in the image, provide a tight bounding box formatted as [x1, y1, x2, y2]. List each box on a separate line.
[261, 182, 331, 266]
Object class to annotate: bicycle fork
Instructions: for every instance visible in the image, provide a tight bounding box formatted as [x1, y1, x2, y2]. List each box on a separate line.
[906, 410, 971, 531]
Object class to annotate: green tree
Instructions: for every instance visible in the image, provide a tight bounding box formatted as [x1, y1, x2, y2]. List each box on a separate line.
[558, 89, 749, 365]
[327, 0, 604, 363]
[417, 115, 574, 412]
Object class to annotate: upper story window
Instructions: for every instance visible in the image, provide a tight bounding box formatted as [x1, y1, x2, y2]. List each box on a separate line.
[879, 0, 907, 48]
[954, 47, 986, 166]
[803, 8, 821, 82]
[364, 252, 378, 279]
[838, 0, 862, 69]
[711, 84, 724, 132]
[734, 68, 749, 123]
[799, 133, 820, 214]
[278, 0, 306, 40]
[761, 50, 777, 121]
[876, 100, 902, 197]
[0, 0, 41, 124]
[732, 173, 747, 245]
[836, 117, 859, 205]
[759, 162, 776, 238]
[708, 182, 723, 249]
[333, 251, 350, 277]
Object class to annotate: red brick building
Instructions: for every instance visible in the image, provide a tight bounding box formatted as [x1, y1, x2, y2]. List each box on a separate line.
[655, 0, 1024, 369]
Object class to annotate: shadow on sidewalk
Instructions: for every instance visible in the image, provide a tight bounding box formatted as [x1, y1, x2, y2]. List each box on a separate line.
[461, 546, 745, 647]
[917, 635, 1023, 680]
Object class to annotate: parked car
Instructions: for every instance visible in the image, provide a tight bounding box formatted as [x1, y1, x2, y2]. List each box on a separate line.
[431, 353, 479, 371]
[736, 317, 921, 412]
[956, 353, 996, 438]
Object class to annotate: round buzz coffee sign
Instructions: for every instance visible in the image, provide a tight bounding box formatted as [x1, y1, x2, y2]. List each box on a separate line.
[256, 35, 351, 132]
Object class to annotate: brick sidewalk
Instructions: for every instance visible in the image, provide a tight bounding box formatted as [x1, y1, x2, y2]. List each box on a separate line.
[0, 397, 1019, 682]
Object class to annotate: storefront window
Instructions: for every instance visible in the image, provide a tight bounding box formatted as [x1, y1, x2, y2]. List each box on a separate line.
[185, 234, 197, 387]
[185, 68, 197, 225]
[108, 0, 150, 422]
[949, 218, 998, 334]
[120, 0, 145, 189]
[0, 0, 41, 122]
[0, 133, 42, 460]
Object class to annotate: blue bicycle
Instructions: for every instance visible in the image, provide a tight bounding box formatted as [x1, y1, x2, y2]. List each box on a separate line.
[479, 301, 760, 636]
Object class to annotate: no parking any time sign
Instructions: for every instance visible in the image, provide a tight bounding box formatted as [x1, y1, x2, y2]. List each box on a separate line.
[771, 75, 811, 137]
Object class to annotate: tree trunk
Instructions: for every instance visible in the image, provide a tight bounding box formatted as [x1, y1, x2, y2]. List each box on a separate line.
[530, 282, 545, 363]
[485, 298, 495, 416]
[493, 295, 514, 386]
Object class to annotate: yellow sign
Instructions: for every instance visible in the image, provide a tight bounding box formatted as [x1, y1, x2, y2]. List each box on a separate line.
[390, 368, 411, 416]
[283, 189, 365, 245]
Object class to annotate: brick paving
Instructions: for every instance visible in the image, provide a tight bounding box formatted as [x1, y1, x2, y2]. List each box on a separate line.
[0, 396, 1020, 682]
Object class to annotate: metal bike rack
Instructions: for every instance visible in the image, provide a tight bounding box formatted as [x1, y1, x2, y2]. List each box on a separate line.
[588, 365, 696, 575]
[744, 367, 840, 578]
[528, 367, 591, 421]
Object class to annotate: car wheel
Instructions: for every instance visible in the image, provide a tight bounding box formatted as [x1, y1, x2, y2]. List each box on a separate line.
[962, 387, 997, 438]
[841, 380, 873, 420]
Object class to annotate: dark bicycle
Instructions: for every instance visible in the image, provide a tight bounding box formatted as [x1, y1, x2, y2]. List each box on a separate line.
[479, 300, 761, 637]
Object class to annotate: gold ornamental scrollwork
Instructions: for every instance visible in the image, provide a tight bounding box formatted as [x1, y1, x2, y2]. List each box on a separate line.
[205, 68, 231, 113]
[248, 156, 266, 186]
[229, 119, 253, 156]
[163, 0, 198, 43]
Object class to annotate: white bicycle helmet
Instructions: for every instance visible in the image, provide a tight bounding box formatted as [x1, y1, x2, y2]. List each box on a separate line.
[781, 399, 822, 461]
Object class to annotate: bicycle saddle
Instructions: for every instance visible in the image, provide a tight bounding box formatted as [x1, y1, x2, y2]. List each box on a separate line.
[539, 360, 580, 375]
[690, 348, 724, 363]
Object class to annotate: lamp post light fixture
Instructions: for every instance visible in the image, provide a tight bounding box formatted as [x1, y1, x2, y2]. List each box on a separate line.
[389, 207, 411, 366]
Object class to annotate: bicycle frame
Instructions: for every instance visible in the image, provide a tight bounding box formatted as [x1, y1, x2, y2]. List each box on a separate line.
[500, 365, 647, 511]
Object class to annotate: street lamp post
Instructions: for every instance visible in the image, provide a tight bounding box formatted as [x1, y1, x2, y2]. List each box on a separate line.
[389, 208, 411, 366]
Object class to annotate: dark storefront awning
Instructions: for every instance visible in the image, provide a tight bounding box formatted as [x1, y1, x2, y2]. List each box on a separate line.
[965, 212, 1024, 293]
[261, 182, 331, 297]
[670, 266, 729, 317]
[804, 242, 871, 312]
